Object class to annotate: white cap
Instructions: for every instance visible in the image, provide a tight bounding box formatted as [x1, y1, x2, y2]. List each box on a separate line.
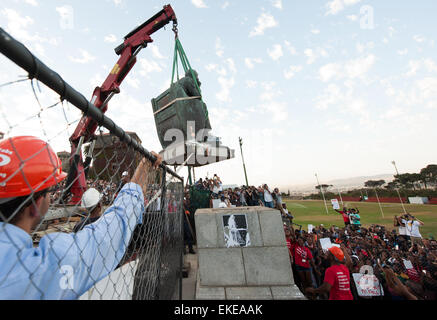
[81, 188, 102, 209]
[122, 171, 129, 177]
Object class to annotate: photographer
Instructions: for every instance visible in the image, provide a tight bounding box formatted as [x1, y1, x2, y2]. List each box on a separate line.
[263, 184, 274, 208]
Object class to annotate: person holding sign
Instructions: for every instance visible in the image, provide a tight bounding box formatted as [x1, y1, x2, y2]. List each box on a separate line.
[305, 245, 354, 300]
[289, 225, 319, 294]
[334, 206, 350, 227]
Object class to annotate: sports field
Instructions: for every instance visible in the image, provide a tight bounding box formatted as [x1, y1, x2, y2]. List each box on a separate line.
[284, 200, 437, 238]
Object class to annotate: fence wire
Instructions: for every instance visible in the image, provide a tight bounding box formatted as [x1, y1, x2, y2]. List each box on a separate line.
[0, 29, 184, 300]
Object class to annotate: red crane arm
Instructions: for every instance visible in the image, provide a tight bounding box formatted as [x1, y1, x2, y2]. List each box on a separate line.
[70, 4, 177, 144]
[65, 4, 177, 204]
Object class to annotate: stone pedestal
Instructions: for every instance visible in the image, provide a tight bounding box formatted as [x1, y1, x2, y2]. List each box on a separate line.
[194, 206, 305, 300]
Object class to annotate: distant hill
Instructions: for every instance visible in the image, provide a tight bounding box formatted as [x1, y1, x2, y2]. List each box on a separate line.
[281, 174, 395, 193]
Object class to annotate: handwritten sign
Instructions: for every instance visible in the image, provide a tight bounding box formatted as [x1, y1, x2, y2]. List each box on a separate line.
[331, 199, 340, 210]
[352, 273, 384, 297]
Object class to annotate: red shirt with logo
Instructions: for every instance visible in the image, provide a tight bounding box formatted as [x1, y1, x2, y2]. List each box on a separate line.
[290, 242, 313, 268]
[324, 264, 354, 300]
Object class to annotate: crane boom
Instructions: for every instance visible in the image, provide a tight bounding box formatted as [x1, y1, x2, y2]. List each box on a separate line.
[64, 4, 177, 204]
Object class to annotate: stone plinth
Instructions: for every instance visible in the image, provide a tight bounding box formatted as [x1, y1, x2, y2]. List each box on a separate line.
[195, 207, 305, 300]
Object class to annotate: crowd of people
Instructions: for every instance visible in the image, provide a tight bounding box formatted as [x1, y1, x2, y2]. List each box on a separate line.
[191, 175, 293, 220]
[284, 207, 437, 300]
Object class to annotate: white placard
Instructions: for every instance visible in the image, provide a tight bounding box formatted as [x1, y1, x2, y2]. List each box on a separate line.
[403, 259, 414, 270]
[331, 199, 340, 210]
[319, 238, 333, 251]
[308, 224, 314, 233]
[352, 273, 384, 297]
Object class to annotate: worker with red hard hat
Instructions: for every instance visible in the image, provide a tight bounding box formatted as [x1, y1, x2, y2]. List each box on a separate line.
[0, 136, 162, 299]
[305, 244, 354, 300]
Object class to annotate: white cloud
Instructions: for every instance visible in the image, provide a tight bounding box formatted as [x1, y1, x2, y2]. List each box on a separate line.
[24, 0, 38, 6]
[126, 77, 140, 89]
[304, 48, 328, 65]
[397, 49, 408, 56]
[284, 65, 303, 79]
[216, 77, 235, 102]
[68, 49, 96, 64]
[284, 41, 297, 55]
[344, 54, 376, 79]
[311, 29, 320, 35]
[225, 58, 237, 74]
[347, 15, 358, 21]
[315, 84, 342, 110]
[205, 64, 227, 76]
[246, 80, 257, 88]
[319, 54, 376, 82]
[138, 58, 162, 75]
[271, 0, 283, 10]
[381, 107, 405, 120]
[192, 0, 207, 8]
[405, 58, 437, 77]
[244, 57, 262, 69]
[215, 38, 224, 57]
[104, 34, 117, 43]
[221, 1, 230, 9]
[1, 8, 58, 51]
[249, 13, 278, 37]
[413, 35, 426, 43]
[149, 44, 165, 59]
[325, 0, 362, 16]
[319, 63, 342, 82]
[356, 41, 374, 54]
[267, 44, 283, 61]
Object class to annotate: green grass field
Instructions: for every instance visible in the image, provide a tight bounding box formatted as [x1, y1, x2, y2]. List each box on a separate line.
[284, 200, 437, 238]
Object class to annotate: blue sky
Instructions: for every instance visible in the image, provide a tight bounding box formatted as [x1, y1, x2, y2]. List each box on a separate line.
[1, 0, 437, 190]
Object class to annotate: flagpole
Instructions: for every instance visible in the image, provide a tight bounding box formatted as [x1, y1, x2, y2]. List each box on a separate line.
[391, 161, 407, 215]
[316, 173, 329, 215]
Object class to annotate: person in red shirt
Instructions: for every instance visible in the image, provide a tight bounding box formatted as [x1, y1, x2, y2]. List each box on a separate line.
[289, 226, 318, 292]
[335, 207, 350, 226]
[284, 225, 294, 260]
[306, 245, 354, 300]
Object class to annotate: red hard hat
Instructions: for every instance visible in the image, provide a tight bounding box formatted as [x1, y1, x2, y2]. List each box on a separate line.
[0, 136, 67, 198]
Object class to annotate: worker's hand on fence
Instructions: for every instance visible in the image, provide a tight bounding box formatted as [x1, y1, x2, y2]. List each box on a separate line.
[151, 151, 162, 169]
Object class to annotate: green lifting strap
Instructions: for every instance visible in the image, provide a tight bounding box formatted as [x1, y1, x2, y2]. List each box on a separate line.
[170, 37, 208, 120]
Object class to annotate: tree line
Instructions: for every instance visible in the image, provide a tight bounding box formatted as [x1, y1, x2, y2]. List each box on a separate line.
[307, 164, 437, 200]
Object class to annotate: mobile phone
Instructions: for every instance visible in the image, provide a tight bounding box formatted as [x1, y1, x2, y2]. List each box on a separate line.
[395, 245, 399, 250]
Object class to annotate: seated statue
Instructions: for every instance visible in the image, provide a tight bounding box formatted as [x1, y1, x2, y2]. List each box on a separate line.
[177, 69, 212, 130]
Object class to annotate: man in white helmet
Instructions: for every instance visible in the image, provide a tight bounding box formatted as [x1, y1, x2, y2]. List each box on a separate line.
[73, 188, 103, 233]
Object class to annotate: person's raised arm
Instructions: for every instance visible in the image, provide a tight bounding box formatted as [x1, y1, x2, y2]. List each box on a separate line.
[341, 243, 353, 271]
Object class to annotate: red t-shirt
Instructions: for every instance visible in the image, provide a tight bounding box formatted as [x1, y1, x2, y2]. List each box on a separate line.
[286, 239, 293, 256]
[406, 268, 421, 283]
[337, 210, 350, 223]
[324, 264, 354, 300]
[290, 242, 313, 268]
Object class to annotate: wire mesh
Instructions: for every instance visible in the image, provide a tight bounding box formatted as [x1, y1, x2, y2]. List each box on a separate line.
[0, 33, 184, 300]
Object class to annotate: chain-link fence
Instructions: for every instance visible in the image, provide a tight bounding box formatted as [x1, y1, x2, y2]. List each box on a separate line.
[0, 28, 184, 300]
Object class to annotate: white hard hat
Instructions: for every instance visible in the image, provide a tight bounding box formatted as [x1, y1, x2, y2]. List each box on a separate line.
[122, 171, 129, 177]
[81, 188, 102, 209]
